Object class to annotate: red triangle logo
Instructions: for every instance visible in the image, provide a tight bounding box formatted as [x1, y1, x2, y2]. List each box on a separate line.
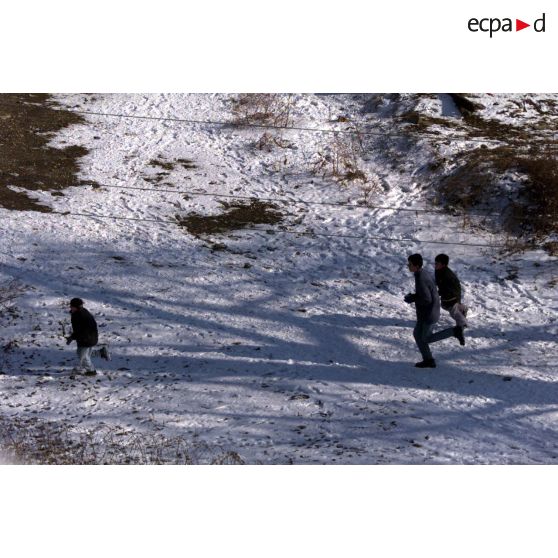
[516, 19, 530, 31]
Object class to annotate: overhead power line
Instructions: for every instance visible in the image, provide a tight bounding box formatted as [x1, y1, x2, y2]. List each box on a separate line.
[80, 181, 504, 217]
[43, 209, 509, 249]
[4, 99, 558, 147]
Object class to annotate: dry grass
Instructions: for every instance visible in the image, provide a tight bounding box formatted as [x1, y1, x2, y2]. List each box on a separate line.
[438, 146, 558, 239]
[0, 94, 93, 211]
[312, 132, 371, 185]
[0, 280, 25, 318]
[544, 241, 558, 256]
[0, 416, 246, 465]
[515, 155, 558, 236]
[231, 94, 294, 128]
[403, 95, 558, 149]
[231, 94, 297, 154]
[397, 94, 558, 243]
[0, 281, 26, 375]
[254, 131, 294, 152]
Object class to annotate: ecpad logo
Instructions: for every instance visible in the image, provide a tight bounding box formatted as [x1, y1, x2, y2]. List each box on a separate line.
[468, 13, 546, 37]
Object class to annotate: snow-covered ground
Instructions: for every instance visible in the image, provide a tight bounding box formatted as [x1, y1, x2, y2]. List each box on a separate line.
[1, 93, 557, 463]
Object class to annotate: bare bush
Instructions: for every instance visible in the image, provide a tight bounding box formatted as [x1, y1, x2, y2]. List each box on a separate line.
[0, 280, 25, 374]
[0, 280, 25, 317]
[312, 131, 369, 184]
[231, 94, 295, 128]
[231, 94, 296, 154]
[359, 176, 384, 206]
[255, 131, 293, 152]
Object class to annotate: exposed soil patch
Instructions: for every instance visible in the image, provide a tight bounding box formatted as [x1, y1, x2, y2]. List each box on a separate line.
[176, 158, 197, 170]
[149, 158, 198, 172]
[448, 93, 484, 116]
[403, 108, 529, 144]
[463, 113, 530, 144]
[145, 158, 198, 185]
[177, 199, 283, 236]
[0, 94, 93, 212]
[401, 110, 464, 131]
[149, 159, 175, 171]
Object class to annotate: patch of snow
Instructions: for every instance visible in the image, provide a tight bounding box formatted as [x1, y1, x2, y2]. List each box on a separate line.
[1, 93, 557, 463]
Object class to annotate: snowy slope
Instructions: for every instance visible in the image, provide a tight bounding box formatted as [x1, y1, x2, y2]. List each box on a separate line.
[0, 93, 557, 463]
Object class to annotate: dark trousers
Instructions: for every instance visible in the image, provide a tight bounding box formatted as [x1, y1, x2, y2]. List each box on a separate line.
[428, 326, 456, 344]
[413, 321, 435, 361]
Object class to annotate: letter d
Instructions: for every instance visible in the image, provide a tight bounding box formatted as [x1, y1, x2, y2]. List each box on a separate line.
[534, 13, 546, 32]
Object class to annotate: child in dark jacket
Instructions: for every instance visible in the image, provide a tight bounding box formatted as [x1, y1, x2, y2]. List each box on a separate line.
[434, 254, 468, 344]
[66, 297, 109, 375]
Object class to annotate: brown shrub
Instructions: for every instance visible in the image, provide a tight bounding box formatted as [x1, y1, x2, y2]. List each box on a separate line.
[312, 132, 367, 183]
[516, 156, 558, 235]
[231, 94, 294, 127]
[439, 146, 558, 238]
